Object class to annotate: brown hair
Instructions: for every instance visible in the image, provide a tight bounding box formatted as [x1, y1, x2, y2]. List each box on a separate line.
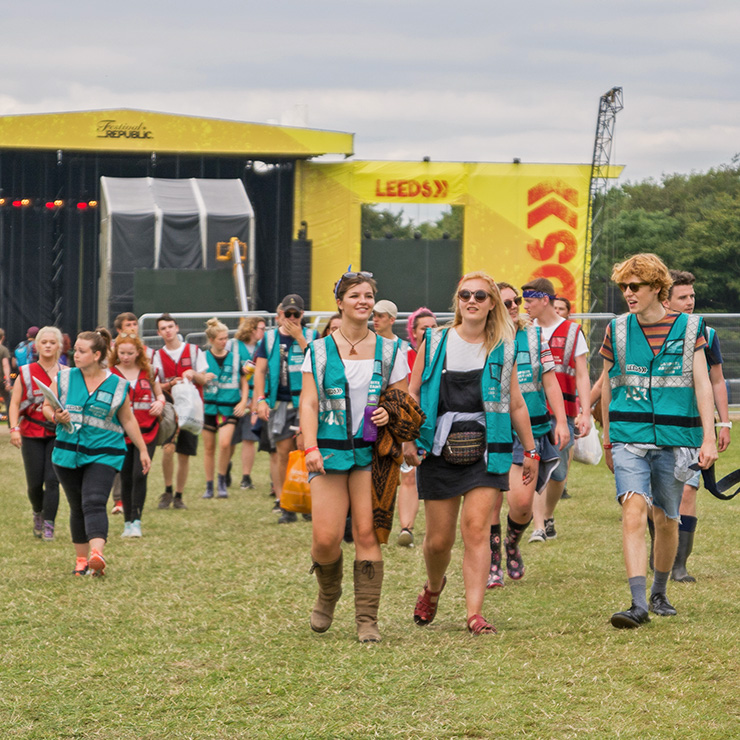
[110, 334, 153, 378]
[497, 282, 527, 332]
[611, 253, 672, 303]
[235, 316, 266, 343]
[667, 269, 696, 300]
[321, 313, 342, 338]
[77, 327, 113, 365]
[521, 277, 556, 297]
[156, 313, 177, 329]
[114, 312, 138, 331]
[333, 273, 377, 306]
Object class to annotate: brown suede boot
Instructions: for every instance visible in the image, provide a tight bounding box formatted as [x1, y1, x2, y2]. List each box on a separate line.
[310, 553, 344, 633]
[353, 559, 384, 643]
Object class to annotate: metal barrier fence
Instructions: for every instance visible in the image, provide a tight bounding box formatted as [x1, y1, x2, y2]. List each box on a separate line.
[139, 311, 740, 404]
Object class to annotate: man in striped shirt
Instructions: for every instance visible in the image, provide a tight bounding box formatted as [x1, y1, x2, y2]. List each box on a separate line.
[600, 253, 717, 629]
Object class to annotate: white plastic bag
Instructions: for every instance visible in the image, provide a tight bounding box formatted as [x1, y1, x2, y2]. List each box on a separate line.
[572, 424, 603, 466]
[171, 379, 204, 435]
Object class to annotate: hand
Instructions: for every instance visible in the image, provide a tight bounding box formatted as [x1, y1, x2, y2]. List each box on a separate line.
[204, 372, 217, 383]
[54, 408, 71, 425]
[283, 319, 303, 340]
[521, 456, 537, 485]
[304, 448, 324, 475]
[553, 419, 570, 451]
[576, 414, 591, 438]
[717, 427, 731, 453]
[169, 376, 182, 387]
[257, 400, 270, 422]
[402, 441, 422, 467]
[140, 450, 152, 475]
[149, 400, 164, 417]
[10, 429, 22, 449]
[233, 400, 247, 418]
[182, 370, 194, 382]
[371, 406, 390, 427]
[698, 439, 718, 470]
[604, 447, 614, 473]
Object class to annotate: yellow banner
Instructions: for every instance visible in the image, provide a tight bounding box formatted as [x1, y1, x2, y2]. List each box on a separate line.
[296, 161, 622, 313]
[0, 110, 353, 157]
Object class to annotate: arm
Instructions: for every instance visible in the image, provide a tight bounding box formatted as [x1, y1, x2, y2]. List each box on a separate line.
[709, 363, 731, 452]
[148, 378, 166, 417]
[402, 339, 426, 466]
[601, 361, 614, 473]
[234, 369, 250, 418]
[117, 396, 151, 474]
[574, 353, 592, 437]
[693, 351, 719, 469]
[299, 371, 324, 475]
[42, 379, 71, 426]
[509, 366, 537, 485]
[2, 357, 11, 391]
[542, 369, 569, 450]
[8, 378, 24, 448]
[252, 356, 270, 421]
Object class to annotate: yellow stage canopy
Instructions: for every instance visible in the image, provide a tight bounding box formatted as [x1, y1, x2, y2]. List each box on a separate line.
[0, 109, 354, 158]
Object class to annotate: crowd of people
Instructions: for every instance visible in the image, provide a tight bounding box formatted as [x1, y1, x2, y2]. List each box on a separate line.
[4, 253, 730, 639]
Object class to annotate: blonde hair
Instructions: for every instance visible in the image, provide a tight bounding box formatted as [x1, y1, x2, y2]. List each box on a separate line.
[451, 271, 514, 352]
[205, 317, 229, 342]
[611, 253, 672, 303]
[34, 326, 63, 360]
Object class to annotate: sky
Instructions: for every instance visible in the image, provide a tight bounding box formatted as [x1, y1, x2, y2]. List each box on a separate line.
[1, 1, 738, 184]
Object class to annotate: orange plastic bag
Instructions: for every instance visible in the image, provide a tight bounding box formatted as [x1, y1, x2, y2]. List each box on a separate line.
[280, 450, 312, 514]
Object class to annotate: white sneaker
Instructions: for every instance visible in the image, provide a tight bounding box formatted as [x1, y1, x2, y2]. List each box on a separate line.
[528, 528, 547, 543]
[121, 522, 133, 538]
[130, 520, 143, 538]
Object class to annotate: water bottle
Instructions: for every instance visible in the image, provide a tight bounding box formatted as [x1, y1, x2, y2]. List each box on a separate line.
[362, 405, 378, 442]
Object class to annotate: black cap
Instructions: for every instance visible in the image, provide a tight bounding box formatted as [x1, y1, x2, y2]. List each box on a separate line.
[280, 294, 305, 312]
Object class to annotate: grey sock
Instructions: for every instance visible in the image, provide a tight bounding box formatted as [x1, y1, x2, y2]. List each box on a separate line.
[628, 576, 648, 611]
[651, 569, 670, 597]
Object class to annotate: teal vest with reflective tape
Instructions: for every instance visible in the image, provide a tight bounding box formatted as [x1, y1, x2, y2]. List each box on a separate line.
[203, 341, 249, 415]
[516, 326, 551, 438]
[608, 312, 703, 446]
[417, 327, 515, 474]
[52, 368, 129, 470]
[310, 334, 398, 471]
[264, 327, 316, 406]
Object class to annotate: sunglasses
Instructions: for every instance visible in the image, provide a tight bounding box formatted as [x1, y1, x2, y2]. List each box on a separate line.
[617, 282, 651, 293]
[503, 297, 522, 309]
[284, 310, 302, 319]
[334, 269, 374, 299]
[458, 289, 491, 303]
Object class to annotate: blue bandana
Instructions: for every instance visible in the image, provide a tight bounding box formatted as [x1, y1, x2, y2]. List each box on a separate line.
[522, 289, 555, 300]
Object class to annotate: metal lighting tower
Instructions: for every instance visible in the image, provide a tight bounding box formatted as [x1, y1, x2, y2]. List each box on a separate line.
[583, 86, 623, 312]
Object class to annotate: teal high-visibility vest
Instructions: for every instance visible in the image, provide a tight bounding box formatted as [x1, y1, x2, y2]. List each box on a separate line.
[515, 325, 551, 439]
[608, 312, 704, 446]
[264, 327, 317, 406]
[52, 368, 129, 470]
[417, 327, 515, 475]
[203, 340, 250, 416]
[309, 334, 398, 471]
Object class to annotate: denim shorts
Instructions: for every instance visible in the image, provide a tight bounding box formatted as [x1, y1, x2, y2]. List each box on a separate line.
[550, 417, 575, 482]
[611, 443, 684, 520]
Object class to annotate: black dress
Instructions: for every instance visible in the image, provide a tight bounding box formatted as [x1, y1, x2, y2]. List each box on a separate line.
[417, 365, 509, 500]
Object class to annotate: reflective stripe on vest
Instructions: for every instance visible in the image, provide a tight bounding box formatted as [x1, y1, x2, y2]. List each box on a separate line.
[608, 312, 703, 446]
[265, 327, 315, 406]
[516, 326, 551, 437]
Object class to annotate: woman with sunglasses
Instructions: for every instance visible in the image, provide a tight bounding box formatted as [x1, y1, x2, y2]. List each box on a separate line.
[486, 283, 569, 588]
[403, 272, 536, 635]
[110, 334, 165, 538]
[201, 318, 250, 500]
[300, 270, 409, 643]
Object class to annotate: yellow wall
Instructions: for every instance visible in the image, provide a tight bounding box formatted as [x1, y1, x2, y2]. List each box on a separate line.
[295, 160, 621, 312]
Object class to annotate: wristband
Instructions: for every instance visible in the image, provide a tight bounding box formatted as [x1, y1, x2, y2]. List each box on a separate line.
[603, 443, 613, 449]
[304, 446, 319, 455]
[715, 422, 733, 429]
[256, 396, 267, 403]
[10, 426, 20, 432]
[523, 449, 540, 461]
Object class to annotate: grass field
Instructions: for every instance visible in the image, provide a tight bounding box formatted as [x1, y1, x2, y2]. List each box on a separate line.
[1, 427, 738, 739]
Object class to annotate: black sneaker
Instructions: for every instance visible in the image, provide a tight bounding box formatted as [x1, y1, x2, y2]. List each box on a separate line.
[649, 592, 677, 617]
[225, 461, 232, 488]
[271, 501, 282, 513]
[611, 603, 650, 629]
[544, 518, 557, 539]
[277, 509, 297, 524]
[240, 475, 254, 490]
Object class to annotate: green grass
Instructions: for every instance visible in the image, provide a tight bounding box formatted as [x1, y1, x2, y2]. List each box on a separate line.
[1, 429, 738, 739]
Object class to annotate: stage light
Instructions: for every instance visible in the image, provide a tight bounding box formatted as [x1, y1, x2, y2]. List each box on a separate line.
[54, 200, 63, 207]
[12, 200, 22, 207]
[0, 198, 5, 206]
[21, 198, 31, 206]
[88, 200, 98, 208]
[77, 202, 88, 210]
[45, 202, 56, 209]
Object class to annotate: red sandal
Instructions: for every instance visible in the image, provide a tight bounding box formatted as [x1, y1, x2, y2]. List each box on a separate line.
[413, 576, 447, 625]
[467, 613, 497, 635]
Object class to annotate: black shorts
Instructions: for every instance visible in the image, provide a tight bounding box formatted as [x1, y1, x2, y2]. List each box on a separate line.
[174, 428, 199, 456]
[203, 413, 239, 433]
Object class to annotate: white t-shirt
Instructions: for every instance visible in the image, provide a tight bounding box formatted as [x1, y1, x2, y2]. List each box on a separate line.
[302, 348, 409, 435]
[534, 317, 588, 357]
[445, 328, 487, 371]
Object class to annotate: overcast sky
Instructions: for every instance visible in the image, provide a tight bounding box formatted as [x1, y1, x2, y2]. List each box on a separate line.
[1, 1, 738, 183]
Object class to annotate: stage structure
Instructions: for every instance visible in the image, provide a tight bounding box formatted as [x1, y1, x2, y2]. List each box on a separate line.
[98, 177, 255, 325]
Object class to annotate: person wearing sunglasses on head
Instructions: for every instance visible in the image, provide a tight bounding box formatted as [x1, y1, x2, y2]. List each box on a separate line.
[521, 277, 591, 544]
[301, 271, 410, 643]
[600, 254, 717, 629]
[485, 283, 569, 589]
[252, 294, 318, 523]
[403, 272, 536, 636]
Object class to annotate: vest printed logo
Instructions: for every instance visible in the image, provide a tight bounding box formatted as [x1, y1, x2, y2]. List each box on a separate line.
[96, 391, 113, 405]
[657, 359, 682, 375]
[326, 387, 343, 397]
[625, 364, 648, 374]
